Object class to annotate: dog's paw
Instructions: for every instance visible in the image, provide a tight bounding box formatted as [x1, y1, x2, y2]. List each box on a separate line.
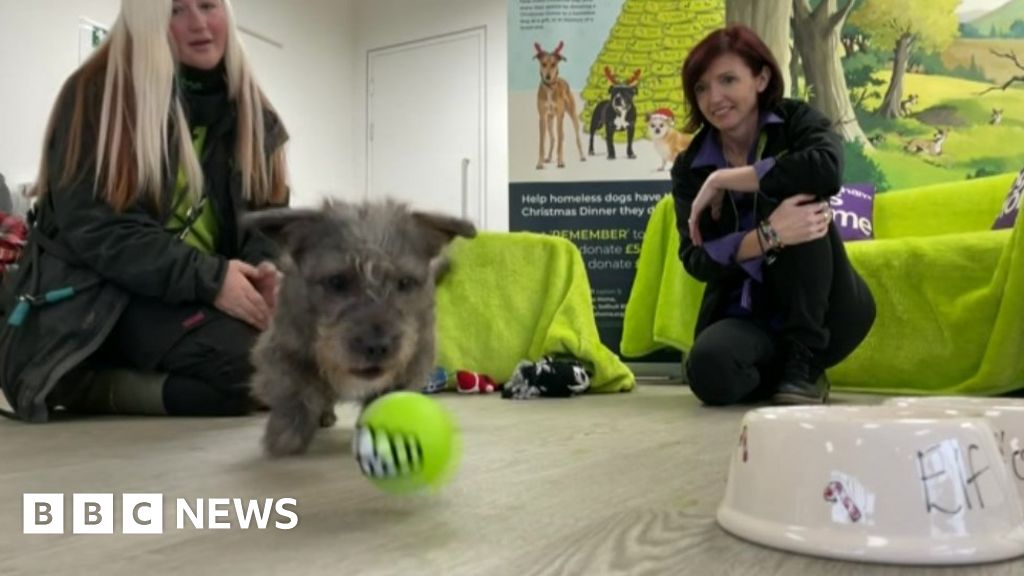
[320, 409, 338, 428]
[263, 428, 312, 457]
[262, 413, 316, 457]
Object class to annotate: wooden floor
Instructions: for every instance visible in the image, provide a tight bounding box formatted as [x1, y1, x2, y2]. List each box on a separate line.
[1, 383, 1022, 576]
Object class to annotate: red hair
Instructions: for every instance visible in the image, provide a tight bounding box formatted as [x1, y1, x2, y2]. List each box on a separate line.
[680, 25, 785, 133]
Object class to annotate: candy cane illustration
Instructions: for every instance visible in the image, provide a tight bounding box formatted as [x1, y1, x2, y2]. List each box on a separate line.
[823, 480, 862, 522]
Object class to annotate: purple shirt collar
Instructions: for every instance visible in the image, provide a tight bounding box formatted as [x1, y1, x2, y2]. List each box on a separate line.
[692, 112, 783, 169]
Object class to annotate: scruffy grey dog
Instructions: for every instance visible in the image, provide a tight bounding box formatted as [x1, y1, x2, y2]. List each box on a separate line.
[241, 199, 476, 457]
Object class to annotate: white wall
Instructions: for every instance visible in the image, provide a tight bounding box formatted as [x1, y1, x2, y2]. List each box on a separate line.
[0, 0, 120, 193]
[231, 0, 357, 206]
[352, 0, 509, 230]
[0, 0, 356, 208]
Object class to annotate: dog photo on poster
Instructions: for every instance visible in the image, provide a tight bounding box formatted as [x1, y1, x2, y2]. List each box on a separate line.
[507, 0, 725, 359]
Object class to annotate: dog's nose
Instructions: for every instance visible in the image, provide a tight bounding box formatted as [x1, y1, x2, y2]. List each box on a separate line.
[351, 334, 395, 364]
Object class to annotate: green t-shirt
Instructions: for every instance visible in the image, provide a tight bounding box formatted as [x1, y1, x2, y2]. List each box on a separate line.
[166, 126, 219, 254]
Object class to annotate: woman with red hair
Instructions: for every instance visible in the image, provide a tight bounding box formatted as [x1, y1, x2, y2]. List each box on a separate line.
[671, 25, 875, 406]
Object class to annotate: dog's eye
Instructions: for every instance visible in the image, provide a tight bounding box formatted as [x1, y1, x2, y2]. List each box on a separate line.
[396, 276, 420, 293]
[324, 274, 351, 293]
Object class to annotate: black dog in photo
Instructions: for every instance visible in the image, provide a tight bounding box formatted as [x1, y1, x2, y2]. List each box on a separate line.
[588, 67, 642, 160]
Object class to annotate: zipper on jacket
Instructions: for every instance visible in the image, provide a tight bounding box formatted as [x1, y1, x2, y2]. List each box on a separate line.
[728, 191, 739, 233]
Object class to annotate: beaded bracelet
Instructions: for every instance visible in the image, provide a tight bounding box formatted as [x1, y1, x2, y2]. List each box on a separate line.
[758, 220, 784, 266]
[759, 219, 784, 252]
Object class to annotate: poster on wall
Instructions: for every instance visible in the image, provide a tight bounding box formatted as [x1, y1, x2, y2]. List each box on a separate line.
[507, 0, 725, 360]
[843, 0, 1024, 190]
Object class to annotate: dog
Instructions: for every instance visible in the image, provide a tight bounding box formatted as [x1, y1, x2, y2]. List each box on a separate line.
[645, 108, 691, 171]
[990, 108, 1003, 125]
[904, 128, 948, 156]
[533, 41, 586, 170]
[588, 67, 641, 160]
[899, 93, 919, 117]
[241, 200, 477, 457]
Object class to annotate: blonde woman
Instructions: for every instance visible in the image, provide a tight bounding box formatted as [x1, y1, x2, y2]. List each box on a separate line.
[0, 0, 290, 421]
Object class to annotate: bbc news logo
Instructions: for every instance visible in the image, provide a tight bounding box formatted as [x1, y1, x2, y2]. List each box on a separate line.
[23, 494, 298, 534]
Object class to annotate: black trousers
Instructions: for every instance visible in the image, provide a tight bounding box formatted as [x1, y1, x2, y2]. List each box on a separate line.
[686, 232, 875, 405]
[94, 297, 260, 416]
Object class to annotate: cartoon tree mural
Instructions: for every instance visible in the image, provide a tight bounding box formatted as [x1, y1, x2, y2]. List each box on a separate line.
[849, 0, 959, 119]
[979, 49, 1024, 94]
[580, 0, 726, 140]
[726, 0, 793, 94]
[792, 0, 868, 144]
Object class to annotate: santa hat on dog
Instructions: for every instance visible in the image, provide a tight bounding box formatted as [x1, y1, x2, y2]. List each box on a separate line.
[648, 108, 676, 125]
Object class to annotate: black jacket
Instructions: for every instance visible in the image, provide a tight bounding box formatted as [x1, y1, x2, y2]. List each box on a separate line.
[0, 66, 288, 422]
[670, 98, 860, 338]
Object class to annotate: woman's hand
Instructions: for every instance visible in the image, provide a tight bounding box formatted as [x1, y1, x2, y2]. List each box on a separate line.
[688, 172, 727, 246]
[214, 260, 271, 331]
[252, 261, 281, 312]
[767, 194, 832, 247]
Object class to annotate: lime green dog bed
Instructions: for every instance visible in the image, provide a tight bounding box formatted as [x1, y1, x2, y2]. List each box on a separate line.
[436, 231, 635, 393]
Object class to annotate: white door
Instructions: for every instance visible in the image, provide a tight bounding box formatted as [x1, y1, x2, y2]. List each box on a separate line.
[367, 28, 486, 227]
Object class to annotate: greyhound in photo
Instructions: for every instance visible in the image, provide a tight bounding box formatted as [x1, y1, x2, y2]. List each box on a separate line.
[533, 41, 585, 170]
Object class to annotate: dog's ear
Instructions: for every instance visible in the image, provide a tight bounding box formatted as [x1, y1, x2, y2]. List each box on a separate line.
[240, 207, 325, 258]
[411, 211, 477, 258]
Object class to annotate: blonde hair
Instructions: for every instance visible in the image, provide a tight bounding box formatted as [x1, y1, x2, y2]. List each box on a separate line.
[34, 0, 287, 212]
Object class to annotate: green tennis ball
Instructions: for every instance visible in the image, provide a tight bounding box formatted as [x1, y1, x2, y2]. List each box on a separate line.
[353, 391, 461, 494]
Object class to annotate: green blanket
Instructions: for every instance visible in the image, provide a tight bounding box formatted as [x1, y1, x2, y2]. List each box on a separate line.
[436, 231, 635, 393]
[621, 173, 1023, 396]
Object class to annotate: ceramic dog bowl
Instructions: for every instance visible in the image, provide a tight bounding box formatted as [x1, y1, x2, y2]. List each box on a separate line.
[883, 396, 1024, 501]
[717, 405, 1024, 565]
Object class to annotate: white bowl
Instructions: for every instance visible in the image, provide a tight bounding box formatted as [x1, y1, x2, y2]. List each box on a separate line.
[717, 405, 1024, 565]
[883, 397, 1024, 502]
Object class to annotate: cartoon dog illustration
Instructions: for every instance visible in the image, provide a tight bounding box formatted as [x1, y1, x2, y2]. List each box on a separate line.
[533, 41, 585, 170]
[588, 67, 641, 160]
[899, 93, 919, 117]
[646, 108, 691, 171]
[904, 128, 948, 156]
[909, 128, 946, 156]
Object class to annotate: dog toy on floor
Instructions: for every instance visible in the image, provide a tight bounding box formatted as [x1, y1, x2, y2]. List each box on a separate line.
[456, 370, 498, 394]
[501, 356, 591, 400]
[422, 367, 449, 394]
[353, 391, 461, 494]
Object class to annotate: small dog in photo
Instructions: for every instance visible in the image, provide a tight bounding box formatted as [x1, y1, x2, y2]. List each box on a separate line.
[645, 108, 692, 171]
[242, 200, 476, 457]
